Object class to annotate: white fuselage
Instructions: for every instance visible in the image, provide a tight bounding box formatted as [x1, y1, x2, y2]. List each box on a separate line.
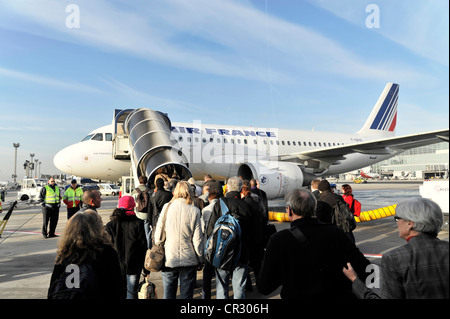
[53, 122, 395, 182]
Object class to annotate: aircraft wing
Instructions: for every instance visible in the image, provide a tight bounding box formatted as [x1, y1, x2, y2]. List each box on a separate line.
[276, 128, 449, 169]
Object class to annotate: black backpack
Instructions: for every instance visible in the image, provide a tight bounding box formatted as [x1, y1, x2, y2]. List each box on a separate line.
[48, 263, 99, 299]
[332, 196, 356, 233]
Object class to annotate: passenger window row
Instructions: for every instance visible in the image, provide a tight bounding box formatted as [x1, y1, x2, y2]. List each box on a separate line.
[176, 135, 343, 147]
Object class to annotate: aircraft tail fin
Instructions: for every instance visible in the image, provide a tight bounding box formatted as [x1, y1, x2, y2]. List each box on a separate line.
[357, 83, 399, 136]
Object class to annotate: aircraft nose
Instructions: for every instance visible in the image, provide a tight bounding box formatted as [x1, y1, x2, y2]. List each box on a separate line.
[53, 147, 73, 174]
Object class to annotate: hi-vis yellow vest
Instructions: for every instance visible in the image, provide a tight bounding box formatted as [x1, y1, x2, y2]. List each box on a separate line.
[63, 187, 83, 208]
[44, 185, 60, 204]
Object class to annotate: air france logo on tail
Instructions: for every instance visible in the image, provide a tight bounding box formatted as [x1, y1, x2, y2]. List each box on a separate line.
[369, 83, 399, 132]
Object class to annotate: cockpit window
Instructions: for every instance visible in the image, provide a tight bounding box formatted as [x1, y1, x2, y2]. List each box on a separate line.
[105, 133, 113, 141]
[81, 134, 94, 142]
[91, 133, 103, 141]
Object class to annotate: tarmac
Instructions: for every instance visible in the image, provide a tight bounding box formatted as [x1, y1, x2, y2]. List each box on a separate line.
[0, 180, 448, 300]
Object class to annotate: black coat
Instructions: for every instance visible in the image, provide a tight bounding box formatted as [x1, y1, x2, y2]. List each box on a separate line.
[48, 244, 125, 299]
[206, 191, 254, 265]
[106, 213, 147, 275]
[257, 218, 370, 299]
[148, 189, 173, 227]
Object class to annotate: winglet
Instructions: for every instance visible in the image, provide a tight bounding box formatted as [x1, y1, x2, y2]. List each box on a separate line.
[357, 83, 399, 136]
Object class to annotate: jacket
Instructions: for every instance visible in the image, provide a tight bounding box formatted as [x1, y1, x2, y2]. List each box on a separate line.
[317, 191, 346, 224]
[206, 191, 254, 265]
[106, 212, 147, 275]
[381, 234, 449, 299]
[63, 186, 83, 209]
[154, 198, 204, 268]
[257, 217, 370, 299]
[148, 188, 173, 227]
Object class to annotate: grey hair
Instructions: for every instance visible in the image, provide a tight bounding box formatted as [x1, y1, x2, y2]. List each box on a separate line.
[227, 176, 242, 192]
[395, 198, 443, 236]
[285, 188, 317, 218]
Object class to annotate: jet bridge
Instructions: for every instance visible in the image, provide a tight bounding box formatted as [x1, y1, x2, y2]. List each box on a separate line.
[113, 108, 191, 187]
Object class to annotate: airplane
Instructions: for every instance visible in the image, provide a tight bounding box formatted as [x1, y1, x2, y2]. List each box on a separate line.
[360, 170, 380, 179]
[53, 83, 449, 199]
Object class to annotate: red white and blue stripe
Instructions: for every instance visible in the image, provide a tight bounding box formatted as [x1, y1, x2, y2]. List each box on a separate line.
[369, 83, 399, 132]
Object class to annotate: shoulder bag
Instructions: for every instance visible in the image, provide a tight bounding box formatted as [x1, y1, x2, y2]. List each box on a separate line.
[144, 202, 171, 272]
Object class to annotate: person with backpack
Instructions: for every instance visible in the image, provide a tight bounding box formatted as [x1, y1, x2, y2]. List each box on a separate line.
[257, 189, 370, 299]
[205, 176, 254, 299]
[341, 184, 362, 217]
[132, 175, 151, 249]
[48, 209, 125, 299]
[317, 180, 356, 242]
[200, 181, 222, 299]
[153, 181, 204, 299]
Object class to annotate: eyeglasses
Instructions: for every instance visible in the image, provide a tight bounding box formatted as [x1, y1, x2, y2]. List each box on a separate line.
[394, 216, 402, 222]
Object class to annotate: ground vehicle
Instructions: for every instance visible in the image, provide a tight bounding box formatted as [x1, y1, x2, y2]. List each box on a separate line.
[17, 178, 47, 201]
[119, 176, 135, 198]
[98, 183, 120, 196]
[353, 177, 367, 184]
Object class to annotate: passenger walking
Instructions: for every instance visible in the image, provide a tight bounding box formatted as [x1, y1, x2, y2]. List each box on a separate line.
[106, 196, 147, 299]
[131, 175, 152, 248]
[317, 180, 355, 242]
[310, 179, 321, 200]
[341, 184, 361, 217]
[257, 188, 370, 299]
[153, 181, 204, 299]
[206, 176, 254, 299]
[80, 189, 102, 212]
[343, 197, 449, 299]
[241, 182, 264, 291]
[63, 179, 83, 219]
[148, 177, 173, 244]
[48, 209, 125, 299]
[250, 179, 269, 219]
[39, 178, 62, 238]
[200, 182, 222, 299]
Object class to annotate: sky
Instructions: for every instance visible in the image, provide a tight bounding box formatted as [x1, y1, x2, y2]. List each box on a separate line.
[0, 0, 448, 182]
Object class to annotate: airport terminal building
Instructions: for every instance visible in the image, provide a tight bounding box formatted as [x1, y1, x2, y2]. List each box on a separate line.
[371, 142, 449, 179]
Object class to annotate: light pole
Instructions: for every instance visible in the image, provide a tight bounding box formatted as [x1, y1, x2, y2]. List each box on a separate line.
[34, 159, 39, 178]
[30, 153, 35, 178]
[38, 161, 42, 179]
[13, 143, 20, 183]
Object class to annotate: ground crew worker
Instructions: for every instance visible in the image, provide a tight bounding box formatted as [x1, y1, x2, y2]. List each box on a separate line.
[63, 179, 83, 219]
[39, 178, 61, 238]
[0, 198, 2, 214]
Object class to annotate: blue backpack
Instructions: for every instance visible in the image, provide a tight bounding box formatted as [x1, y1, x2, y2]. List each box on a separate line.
[205, 198, 242, 271]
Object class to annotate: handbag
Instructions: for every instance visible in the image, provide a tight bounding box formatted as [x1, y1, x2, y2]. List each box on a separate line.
[144, 202, 170, 272]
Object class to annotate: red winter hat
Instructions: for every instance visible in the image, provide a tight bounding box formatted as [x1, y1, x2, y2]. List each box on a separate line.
[118, 196, 135, 211]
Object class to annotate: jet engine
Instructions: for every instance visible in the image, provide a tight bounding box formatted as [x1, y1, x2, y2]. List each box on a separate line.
[237, 161, 316, 199]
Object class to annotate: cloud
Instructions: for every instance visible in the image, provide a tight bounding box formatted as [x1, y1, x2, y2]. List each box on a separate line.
[0, 67, 103, 93]
[309, 0, 449, 66]
[100, 78, 210, 114]
[0, 0, 425, 83]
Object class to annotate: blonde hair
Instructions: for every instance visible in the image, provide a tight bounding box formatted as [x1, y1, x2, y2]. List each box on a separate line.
[55, 209, 111, 265]
[171, 180, 194, 205]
